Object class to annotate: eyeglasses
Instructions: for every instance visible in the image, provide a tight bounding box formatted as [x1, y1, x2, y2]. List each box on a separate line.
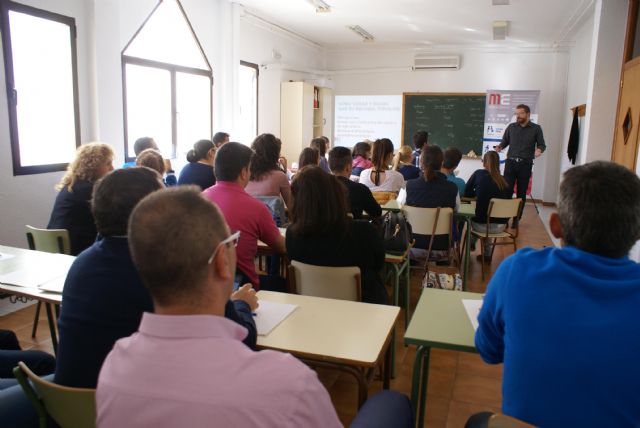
[207, 231, 241, 264]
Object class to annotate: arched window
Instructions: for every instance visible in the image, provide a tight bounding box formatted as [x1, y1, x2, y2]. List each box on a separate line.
[122, 0, 212, 161]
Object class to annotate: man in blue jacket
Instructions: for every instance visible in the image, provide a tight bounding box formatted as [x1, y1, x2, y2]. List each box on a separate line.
[475, 161, 640, 427]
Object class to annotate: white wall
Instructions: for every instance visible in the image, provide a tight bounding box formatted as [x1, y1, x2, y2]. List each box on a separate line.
[0, 0, 92, 248]
[327, 48, 569, 203]
[560, 14, 594, 175]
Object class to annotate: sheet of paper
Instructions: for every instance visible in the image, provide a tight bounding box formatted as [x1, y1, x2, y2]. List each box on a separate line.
[0, 254, 73, 288]
[255, 300, 298, 336]
[0, 252, 16, 261]
[396, 187, 406, 207]
[462, 299, 483, 331]
[39, 276, 66, 294]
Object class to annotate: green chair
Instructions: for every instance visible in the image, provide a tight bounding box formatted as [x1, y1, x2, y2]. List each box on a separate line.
[13, 361, 96, 428]
[25, 225, 70, 338]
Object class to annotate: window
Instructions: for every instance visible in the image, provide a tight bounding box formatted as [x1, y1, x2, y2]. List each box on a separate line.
[122, 0, 212, 161]
[1, 1, 80, 175]
[238, 61, 258, 145]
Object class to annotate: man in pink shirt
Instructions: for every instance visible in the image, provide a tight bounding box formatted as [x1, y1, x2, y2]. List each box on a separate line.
[96, 187, 341, 428]
[202, 142, 286, 290]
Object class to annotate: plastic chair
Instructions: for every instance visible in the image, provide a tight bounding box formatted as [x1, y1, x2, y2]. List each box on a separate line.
[13, 361, 96, 428]
[402, 206, 456, 263]
[255, 196, 287, 226]
[470, 198, 523, 279]
[288, 260, 361, 301]
[25, 226, 71, 338]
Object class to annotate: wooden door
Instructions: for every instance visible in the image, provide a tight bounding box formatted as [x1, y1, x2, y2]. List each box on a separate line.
[612, 57, 640, 170]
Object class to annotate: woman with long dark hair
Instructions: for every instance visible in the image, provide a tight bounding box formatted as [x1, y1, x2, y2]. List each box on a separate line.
[178, 139, 216, 190]
[464, 150, 512, 259]
[359, 139, 405, 192]
[245, 133, 292, 207]
[286, 166, 387, 304]
[405, 145, 460, 255]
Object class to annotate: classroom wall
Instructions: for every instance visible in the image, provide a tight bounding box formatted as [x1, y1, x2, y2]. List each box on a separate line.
[326, 48, 569, 204]
[0, 0, 92, 248]
[560, 14, 595, 175]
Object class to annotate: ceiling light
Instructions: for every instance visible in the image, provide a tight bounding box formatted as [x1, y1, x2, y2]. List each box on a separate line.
[347, 25, 375, 42]
[464, 28, 477, 32]
[493, 20, 509, 40]
[492, 0, 510, 5]
[307, 0, 331, 13]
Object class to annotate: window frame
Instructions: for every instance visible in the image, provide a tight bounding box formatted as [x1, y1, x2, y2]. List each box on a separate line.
[121, 0, 213, 162]
[239, 60, 259, 136]
[0, 0, 81, 176]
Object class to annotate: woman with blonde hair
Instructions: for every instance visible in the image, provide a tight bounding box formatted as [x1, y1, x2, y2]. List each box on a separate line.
[48, 142, 114, 255]
[464, 150, 512, 261]
[392, 145, 421, 180]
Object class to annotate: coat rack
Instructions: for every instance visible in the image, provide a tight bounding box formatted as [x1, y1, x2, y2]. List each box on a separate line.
[570, 104, 586, 117]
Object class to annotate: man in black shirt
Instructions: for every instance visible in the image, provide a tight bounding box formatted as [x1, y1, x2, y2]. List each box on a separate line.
[496, 104, 546, 227]
[328, 146, 382, 219]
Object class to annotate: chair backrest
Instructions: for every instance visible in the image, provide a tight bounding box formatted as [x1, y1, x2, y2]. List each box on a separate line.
[289, 260, 361, 301]
[13, 362, 96, 428]
[25, 225, 71, 255]
[402, 206, 453, 236]
[487, 198, 522, 220]
[372, 191, 397, 206]
[255, 196, 287, 226]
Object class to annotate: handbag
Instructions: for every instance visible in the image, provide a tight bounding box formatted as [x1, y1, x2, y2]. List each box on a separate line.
[381, 210, 412, 255]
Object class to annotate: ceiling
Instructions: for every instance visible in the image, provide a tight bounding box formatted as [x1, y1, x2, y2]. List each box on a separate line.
[234, 0, 593, 50]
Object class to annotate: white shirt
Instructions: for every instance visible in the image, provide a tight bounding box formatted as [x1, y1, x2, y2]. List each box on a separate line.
[359, 168, 406, 193]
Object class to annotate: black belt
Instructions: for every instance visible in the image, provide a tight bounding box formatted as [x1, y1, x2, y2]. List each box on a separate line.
[508, 157, 532, 163]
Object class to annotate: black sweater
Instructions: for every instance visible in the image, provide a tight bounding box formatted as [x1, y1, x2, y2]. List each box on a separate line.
[464, 169, 513, 223]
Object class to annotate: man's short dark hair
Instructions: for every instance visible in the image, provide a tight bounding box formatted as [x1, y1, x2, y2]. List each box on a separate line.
[133, 137, 157, 156]
[92, 167, 163, 236]
[443, 147, 463, 169]
[214, 142, 253, 181]
[128, 187, 228, 306]
[328, 146, 352, 173]
[413, 131, 428, 149]
[558, 161, 640, 258]
[213, 132, 229, 146]
[516, 104, 531, 114]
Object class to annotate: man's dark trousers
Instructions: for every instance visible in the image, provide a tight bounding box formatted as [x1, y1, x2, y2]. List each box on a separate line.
[503, 158, 532, 219]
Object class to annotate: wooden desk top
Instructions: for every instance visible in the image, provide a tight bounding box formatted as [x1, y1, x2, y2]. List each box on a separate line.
[404, 288, 482, 353]
[257, 291, 399, 367]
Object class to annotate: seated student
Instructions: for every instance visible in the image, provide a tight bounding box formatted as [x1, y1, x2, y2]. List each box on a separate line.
[178, 139, 216, 190]
[55, 168, 257, 389]
[123, 137, 158, 168]
[310, 136, 331, 173]
[393, 145, 421, 180]
[406, 145, 460, 259]
[286, 167, 387, 304]
[474, 161, 640, 427]
[203, 142, 286, 291]
[463, 151, 512, 260]
[245, 133, 292, 208]
[441, 147, 465, 197]
[47, 142, 114, 255]
[412, 130, 428, 168]
[298, 147, 320, 169]
[329, 147, 381, 220]
[351, 141, 373, 178]
[360, 138, 405, 193]
[213, 131, 230, 149]
[96, 187, 342, 428]
[136, 148, 166, 180]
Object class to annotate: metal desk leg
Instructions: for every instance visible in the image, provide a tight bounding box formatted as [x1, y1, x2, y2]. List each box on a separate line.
[44, 302, 58, 355]
[463, 218, 471, 291]
[411, 345, 431, 428]
[403, 258, 411, 327]
[383, 339, 392, 390]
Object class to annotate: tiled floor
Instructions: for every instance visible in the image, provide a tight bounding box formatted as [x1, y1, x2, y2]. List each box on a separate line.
[0, 204, 553, 427]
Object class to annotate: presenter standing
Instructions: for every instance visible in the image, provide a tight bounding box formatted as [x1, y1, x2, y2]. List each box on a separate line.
[496, 104, 546, 228]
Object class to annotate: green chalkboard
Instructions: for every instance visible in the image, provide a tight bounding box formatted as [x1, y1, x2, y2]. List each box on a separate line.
[402, 93, 486, 157]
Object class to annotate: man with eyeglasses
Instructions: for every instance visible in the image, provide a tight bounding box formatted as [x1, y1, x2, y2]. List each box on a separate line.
[495, 104, 546, 228]
[96, 187, 342, 427]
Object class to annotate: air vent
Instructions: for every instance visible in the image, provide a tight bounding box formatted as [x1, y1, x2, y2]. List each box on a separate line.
[413, 55, 460, 70]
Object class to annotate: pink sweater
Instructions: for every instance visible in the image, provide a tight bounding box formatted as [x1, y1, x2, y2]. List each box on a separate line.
[352, 155, 373, 170]
[245, 170, 291, 207]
